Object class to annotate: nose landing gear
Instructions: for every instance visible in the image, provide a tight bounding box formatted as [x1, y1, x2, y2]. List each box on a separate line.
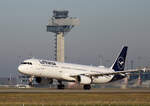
[28, 76, 34, 87]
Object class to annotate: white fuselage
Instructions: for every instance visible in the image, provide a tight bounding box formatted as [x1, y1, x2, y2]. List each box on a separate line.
[18, 59, 115, 84]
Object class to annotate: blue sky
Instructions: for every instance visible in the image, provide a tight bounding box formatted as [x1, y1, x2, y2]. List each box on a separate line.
[0, 0, 150, 77]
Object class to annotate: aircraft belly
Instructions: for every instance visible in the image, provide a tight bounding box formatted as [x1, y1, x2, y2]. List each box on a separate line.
[92, 75, 114, 84]
[44, 68, 61, 79]
[32, 67, 59, 79]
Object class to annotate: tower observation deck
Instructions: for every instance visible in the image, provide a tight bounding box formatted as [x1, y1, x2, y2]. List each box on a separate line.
[47, 10, 79, 62]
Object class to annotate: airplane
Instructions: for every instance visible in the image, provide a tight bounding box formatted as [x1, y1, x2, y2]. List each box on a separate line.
[18, 46, 147, 90]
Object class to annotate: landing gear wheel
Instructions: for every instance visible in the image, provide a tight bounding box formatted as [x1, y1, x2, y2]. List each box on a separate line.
[57, 84, 65, 89]
[83, 84, 91, 90]
[29, 82, 32, 86]
[57, 80, 65, 89]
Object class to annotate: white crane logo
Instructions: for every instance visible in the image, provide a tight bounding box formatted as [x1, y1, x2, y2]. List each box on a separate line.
[117, 57, 125, 70]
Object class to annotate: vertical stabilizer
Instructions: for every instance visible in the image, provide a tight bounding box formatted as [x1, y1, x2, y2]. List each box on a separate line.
[111, 46, 128, 71]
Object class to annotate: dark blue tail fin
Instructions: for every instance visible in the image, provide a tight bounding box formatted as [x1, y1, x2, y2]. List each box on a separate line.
[111, 46, 128, 71]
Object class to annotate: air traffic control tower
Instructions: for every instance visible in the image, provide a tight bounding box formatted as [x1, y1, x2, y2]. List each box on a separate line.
[47, 10, 79, 62]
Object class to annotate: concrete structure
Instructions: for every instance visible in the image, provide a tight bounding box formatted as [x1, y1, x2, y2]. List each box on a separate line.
[47, 10, 79, 62]
[56, 32, 64, 62]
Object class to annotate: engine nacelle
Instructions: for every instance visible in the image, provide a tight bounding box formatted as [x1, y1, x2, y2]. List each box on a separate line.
[77, 75, 91, 84]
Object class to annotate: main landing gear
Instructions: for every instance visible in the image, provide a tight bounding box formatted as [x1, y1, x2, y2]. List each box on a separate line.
[57, 80, 65, 89]
[56, 81, 91, 90]
[83, 84, 91, 90]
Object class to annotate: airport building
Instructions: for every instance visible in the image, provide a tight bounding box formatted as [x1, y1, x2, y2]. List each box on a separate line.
[46, 10, 79, 62]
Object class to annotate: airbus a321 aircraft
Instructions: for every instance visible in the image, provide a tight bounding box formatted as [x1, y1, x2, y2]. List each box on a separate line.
[18, 46, 146, 90]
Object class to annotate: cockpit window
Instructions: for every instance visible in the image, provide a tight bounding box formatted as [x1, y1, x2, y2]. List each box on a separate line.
[21, 62, 32, 65]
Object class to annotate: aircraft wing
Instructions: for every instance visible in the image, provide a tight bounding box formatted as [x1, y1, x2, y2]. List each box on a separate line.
[88, 68, 147, 77]
[71, 68, 149, 77]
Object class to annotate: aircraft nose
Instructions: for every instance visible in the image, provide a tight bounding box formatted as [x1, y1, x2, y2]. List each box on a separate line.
[18, 65, 24, 73]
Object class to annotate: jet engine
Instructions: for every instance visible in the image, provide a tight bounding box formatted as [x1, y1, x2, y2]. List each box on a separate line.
[77, 75, 91, 84]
